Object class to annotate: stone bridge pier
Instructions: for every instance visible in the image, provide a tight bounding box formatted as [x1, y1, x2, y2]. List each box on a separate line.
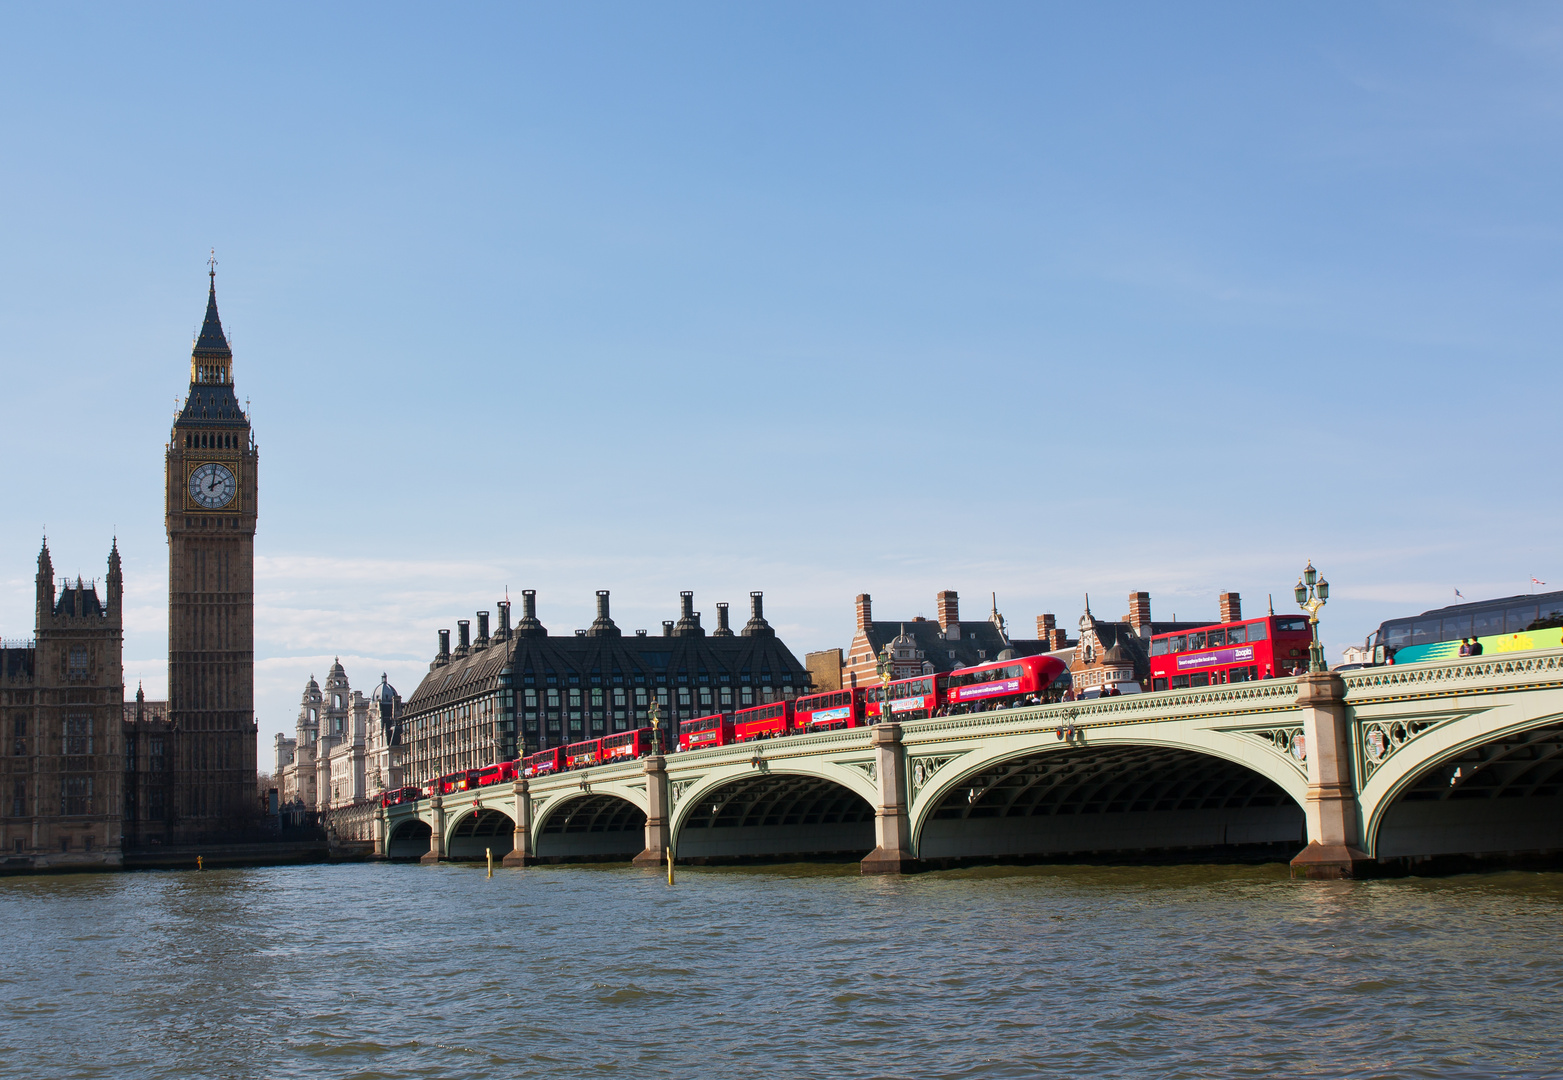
[1290, 672, 1371, 879]
[633, 755, 672, 868]
[501, 778, 534, 867]
[861, 724, 916, 874]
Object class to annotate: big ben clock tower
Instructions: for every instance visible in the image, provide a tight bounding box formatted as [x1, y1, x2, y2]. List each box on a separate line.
[166, 257, 258, 834]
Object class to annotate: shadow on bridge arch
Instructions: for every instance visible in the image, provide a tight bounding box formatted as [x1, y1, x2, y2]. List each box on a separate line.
[1370, 719, 1563, 869]
[673, 772, 875, 863]
[915, 742, 1305, 865]
[536, 794, 647, 861]
[447, 807, 514, 860]
[386, 818, 432, 860]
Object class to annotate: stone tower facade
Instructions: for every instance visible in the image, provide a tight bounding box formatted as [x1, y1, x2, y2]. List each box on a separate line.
[165, 265, 259, 836]
[0, 540, 126, 868]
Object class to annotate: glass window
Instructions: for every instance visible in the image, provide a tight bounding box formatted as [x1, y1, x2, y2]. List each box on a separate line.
[568, 689, 581, 708]
[1507, 605, 1540, 633]
[1005, 665, 1023, 679]
[635, 688, 648, 706]
[1441, 612, 1472, 641]
[1410, 619, 1440, 646]
[1471, 608, 1503, 638]
[1150, 639, 1168, 656]
[1207, 628, 1226, 647]
[1274, 617, 1308, 633]
[1228, 666, 1251, 683]
[1187, 632, 1206, 651]
[590, 688, 603, 707]
[1168, 635, 1186, 653]
[1227, 625, 1247, 644]
[1152, 677, 1168, 691]
[547, 689, 560, 708]
[1381, 622, 1408, 649]
[1171, 675, 1190, 689]
[1189, 673, 1210, 687]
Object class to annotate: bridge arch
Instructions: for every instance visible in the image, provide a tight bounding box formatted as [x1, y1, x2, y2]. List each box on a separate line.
[910, 733, 1307, 864]
[534, 791, 647, 861]
[1362, 708, 1563, 863]
[670, 761, 879, 862]
[445, 807, 515, 860]
[386, 816, 432, 860]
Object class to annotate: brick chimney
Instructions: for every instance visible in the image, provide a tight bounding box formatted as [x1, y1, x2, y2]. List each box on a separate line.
[1036, 614, 1053, 639]
[937, 590, 959, 636]
[1127, 592, 1152, 638]
[855, 593, 873, 632]
[1220, 592, 1242, 623]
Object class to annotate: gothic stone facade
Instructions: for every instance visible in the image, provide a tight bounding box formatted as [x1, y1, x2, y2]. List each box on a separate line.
[0, 542, 125, 868]
[163, 270, 260, 835]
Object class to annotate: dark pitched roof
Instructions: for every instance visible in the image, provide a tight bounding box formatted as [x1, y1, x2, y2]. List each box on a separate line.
[193, 276, 231, 357]
[857, 618, 1047, 672]
[403, 631, 810, 715]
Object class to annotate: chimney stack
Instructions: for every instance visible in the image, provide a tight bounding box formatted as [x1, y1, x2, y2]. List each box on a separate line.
[1220, 592, 1242, 623]
[497, 600, 511, 639]
[437, 628, 450, 663]
[662, 620, 674, 637]
[588, 590, 621, 637]
[937, 590, 959, 636]
[456, 619, 471, 654]
[476, 610, 490, 647]
[856, 593, 873, 632]
[1127, 592, 1153, 637]
[1037, 613, 1054, 639]
[743, 591, 774, 637]
[714, 602, 733, 637]
[514, 589, 546, 637]
[674, 591, 703, 636]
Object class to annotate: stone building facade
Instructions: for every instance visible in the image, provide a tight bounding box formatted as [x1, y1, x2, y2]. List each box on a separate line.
[400, 589, 809, 786]
[163, 267, 260, 836]
[275, 662, 402, 810]
[0, 541, 126, 868]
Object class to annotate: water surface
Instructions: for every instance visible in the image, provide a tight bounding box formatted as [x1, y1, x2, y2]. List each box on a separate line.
[2, 861, 1560, 1078]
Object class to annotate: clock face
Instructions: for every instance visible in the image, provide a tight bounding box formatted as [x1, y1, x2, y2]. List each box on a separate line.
[189, 462, 236, 509]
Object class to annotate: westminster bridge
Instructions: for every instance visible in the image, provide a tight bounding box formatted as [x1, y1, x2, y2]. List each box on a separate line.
[355, 649, 1563, 878]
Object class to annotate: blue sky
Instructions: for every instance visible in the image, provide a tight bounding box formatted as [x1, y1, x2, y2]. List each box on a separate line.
[2, 4, 1560, 765]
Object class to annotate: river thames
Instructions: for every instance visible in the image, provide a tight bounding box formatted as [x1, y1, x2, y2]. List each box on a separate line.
[2, 861, 1560, 1079]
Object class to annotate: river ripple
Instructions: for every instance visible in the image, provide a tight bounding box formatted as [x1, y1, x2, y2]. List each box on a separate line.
[2, 862, 1561, 1079]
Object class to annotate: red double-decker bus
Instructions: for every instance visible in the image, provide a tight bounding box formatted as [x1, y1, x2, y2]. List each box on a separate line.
[794, 689, 867, 732]
[601, 727, 655, 763]
[1148, 615, 1313, 690]
[862, 674, 948, 722]
[679, 713, 734, 751]
[733, 700, 794, 741]
[944, 655, 1068, 713]
[381, 785, 421, 807]
[475, 760, 517, 787]
[523, 747, 563, 778]
[563, 738, 602, 769]
[427, 769, 482, 797]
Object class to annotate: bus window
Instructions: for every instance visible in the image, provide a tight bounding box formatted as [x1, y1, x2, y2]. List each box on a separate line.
[1441, 612, 1472, 641]
[1171, 675, 1189, 689]
[1383, 623, 1409, 649]
[1538, 606, 1563, 630]
[1169, 635, 1186, 653]
[1186, 632, 1205, 651]
[1189, 673, 1210, 687]
[1005, 665, 1023, 679]
[1275, 618, 1308, 633]
[1150, 639, 1168, 656]
[1473, 609, 1504, 638]
[1207, 628, 1226, 647]
[1228, 665, 1257, 682]
[1227, 625, 1247, 645]
[1249, 622, 1268, 642]
[1507, 605, 1540, 633]
[1152, 677, 1168, 691]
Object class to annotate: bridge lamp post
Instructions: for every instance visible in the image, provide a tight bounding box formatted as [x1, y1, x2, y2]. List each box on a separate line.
[1294, 561, 1330, 674]
[875, 644, 894, 722]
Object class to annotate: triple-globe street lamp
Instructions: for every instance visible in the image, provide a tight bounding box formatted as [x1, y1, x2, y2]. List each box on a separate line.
[1294, 561, 1331, 674]
[875, 644, 895, 722]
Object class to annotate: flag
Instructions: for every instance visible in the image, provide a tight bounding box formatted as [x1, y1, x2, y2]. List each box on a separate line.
[1534, 577, 1548, 587]
[1454, 588, 1464, 600]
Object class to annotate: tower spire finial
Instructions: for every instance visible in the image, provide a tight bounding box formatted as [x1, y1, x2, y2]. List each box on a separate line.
[208, 248, 217, 283]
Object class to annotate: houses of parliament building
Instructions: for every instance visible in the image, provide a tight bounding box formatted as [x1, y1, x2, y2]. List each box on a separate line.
[1, 266, 259, 869]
